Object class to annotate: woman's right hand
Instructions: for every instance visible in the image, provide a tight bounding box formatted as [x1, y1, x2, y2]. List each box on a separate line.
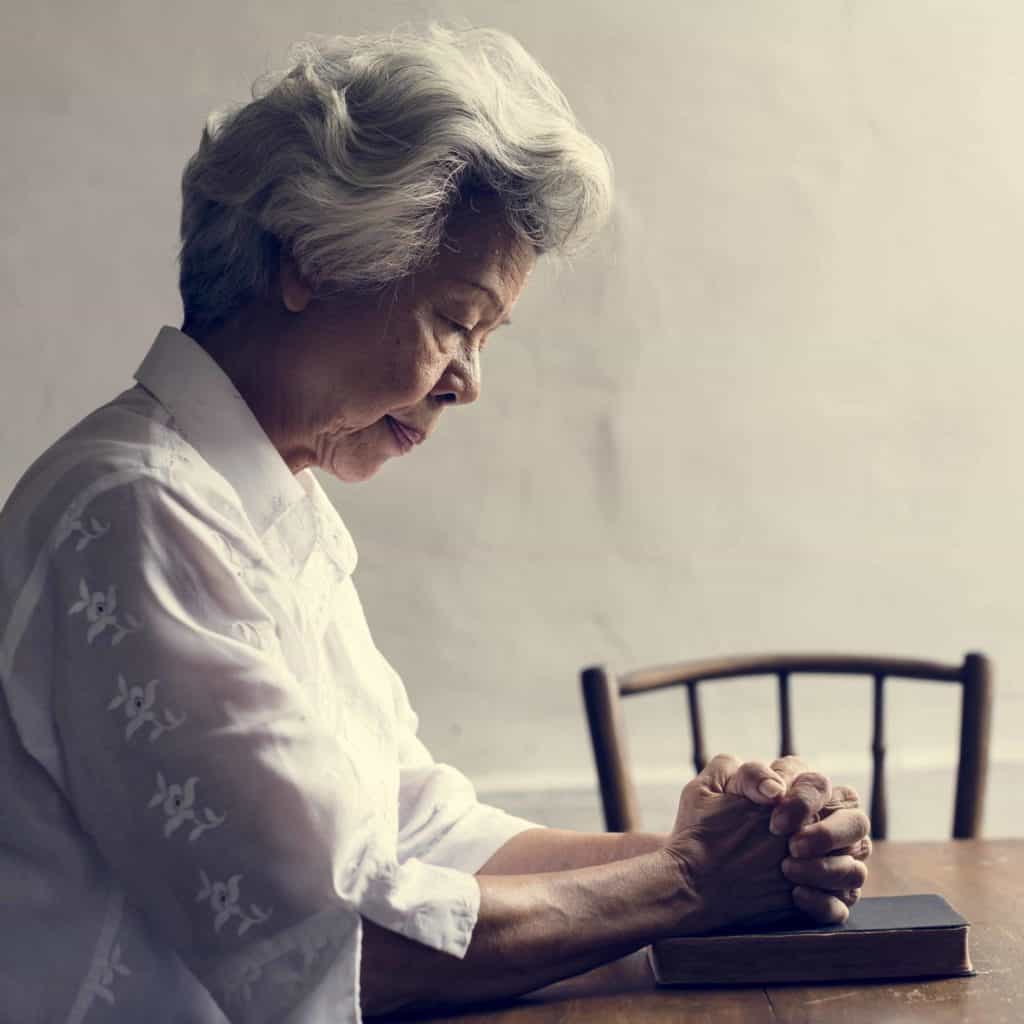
[665, 754, 795, 934]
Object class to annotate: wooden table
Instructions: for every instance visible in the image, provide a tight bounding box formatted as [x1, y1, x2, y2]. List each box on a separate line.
[412, 839, 1023, 1023]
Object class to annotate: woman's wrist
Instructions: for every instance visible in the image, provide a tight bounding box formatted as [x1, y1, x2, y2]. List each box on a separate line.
[653, 834, 708, 936]
[611, 830, 671, 860]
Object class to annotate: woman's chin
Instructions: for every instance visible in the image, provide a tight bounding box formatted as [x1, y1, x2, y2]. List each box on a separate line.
[327, 455, 390, 483]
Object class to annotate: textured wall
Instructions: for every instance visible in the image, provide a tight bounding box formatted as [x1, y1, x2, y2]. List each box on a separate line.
[2, 1, 1020, 829]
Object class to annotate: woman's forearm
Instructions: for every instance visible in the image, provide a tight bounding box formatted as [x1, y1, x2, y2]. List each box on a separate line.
[360, 847, 693, 1017]
[477, 826, 669, 874]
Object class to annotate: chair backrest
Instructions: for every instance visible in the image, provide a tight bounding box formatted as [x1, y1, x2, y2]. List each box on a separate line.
[581, 651, 992, 839]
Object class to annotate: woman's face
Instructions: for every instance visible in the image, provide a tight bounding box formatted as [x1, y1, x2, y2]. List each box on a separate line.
[255, 200, 536, 482]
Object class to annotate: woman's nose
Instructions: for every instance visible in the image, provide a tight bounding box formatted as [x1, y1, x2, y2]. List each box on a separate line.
[433, 351, 481, 406]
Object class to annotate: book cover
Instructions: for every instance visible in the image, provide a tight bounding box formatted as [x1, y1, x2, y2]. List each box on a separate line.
[649, 894, 973, 986]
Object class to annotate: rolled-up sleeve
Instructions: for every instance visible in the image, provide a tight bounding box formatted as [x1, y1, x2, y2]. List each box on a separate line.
[48, 474, 483, 1021]
[388, 664, 542, 875]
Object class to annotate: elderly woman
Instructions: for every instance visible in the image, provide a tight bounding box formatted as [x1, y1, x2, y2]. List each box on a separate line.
[0, 24, 870, 1023]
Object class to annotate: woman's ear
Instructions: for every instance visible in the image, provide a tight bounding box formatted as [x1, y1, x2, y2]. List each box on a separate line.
[279, 253, 314, 313]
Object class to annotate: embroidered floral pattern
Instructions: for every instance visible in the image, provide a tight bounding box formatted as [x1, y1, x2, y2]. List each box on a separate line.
[68, 579, 142, 645]
[65, 516, 111, 552]
[197, 871, 272, 936]
[148, 772, 226, 840]
[268, 931, 332, 991]
[228, 961, 265, 1004]
[221, 930, 335, 1008]
[107, 674, 185, 742]
[85, 942, 131, 1005]
[53, 467, 345, 1012]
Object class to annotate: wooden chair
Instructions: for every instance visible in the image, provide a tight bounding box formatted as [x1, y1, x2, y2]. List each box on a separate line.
[581, 652, 992, 839]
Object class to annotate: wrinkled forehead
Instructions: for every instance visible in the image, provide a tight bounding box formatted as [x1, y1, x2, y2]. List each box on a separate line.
[436, 195, 537, 290]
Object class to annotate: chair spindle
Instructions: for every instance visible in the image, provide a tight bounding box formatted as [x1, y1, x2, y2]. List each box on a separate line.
[778, 671, 794, 757]
[686, 680, 706, 776]
[870, 673, 888, 840]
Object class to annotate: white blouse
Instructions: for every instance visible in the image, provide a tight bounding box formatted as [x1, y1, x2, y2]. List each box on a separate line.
[0, 326, 538, 1023]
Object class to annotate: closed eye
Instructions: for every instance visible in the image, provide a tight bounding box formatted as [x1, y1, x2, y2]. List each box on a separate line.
[440, 316, 472, 338]
[438, 314, 498, 350]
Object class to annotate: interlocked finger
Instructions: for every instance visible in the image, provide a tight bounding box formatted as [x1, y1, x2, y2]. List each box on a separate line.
[845, 836, 872, 861]
[782, 854, 868, 892]
[788, 808, 871, 858]
[822, 784, 861, 813]
[769, 770, 833, 837]
[830, 836, 872, 862]
[792, 885, 850, 925]
[769, 756, 811, 789]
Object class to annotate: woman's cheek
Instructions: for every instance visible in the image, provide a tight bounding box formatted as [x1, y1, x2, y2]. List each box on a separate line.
[397, 353, 447, 404]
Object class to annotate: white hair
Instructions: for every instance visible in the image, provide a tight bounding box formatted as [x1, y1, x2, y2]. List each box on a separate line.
[178, 23, 614, 333]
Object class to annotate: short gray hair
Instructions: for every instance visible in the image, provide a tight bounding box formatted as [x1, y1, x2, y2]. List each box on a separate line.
[178, 23, 614, 333]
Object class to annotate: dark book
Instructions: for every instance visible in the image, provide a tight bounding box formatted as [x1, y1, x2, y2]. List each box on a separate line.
[649, 894, 973, 986]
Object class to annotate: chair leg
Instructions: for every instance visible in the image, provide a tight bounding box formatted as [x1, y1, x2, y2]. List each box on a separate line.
[953, 652, 992, 839]
[581, 666, 641, 832]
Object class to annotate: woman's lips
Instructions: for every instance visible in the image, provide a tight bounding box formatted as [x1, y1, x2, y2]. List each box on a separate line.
[386, 416, 424, 452]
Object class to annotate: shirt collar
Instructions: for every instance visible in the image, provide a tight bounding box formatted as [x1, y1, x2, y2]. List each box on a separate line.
[133, 325, 310, 540]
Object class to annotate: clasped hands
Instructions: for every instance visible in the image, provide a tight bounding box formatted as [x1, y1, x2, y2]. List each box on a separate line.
[667, 754, 871, 933]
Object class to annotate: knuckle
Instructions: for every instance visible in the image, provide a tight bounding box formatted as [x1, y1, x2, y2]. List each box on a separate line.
[706, 753, 738, 774]
[797, 771, 831, 795]
[830, 784, 860, 807]
[850, 837, 872, 861]
[852, 811, 871, 837]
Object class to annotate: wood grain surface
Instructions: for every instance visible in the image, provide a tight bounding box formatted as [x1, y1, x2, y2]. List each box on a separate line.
[399, 839, 1023, 1024]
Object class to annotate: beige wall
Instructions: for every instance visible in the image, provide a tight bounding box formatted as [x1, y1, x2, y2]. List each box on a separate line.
[3, 1, 1020, 832]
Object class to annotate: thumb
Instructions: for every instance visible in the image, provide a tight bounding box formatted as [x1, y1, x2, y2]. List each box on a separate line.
[724, 760, 788, 805]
